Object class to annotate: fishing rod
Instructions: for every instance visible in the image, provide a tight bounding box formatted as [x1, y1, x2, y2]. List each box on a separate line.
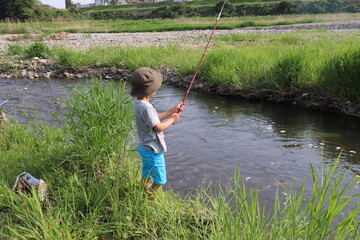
[178, 0, 227, 113]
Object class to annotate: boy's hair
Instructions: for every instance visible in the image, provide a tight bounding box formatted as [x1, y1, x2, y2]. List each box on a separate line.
[130, 67, 163, 97]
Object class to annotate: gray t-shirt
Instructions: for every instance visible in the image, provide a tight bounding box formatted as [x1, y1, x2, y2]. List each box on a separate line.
[133, 100, 167, 153]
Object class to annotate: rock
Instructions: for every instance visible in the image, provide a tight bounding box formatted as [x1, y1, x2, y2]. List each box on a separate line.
[32, 57, 39, 61]
[20, 70, 28, 78]
[302, 93, 309, 97]
[28, 71, 34, 78]
[44, 72, 52, 78]
[38, 59, 48, 64]
[63, 72, 71, 78]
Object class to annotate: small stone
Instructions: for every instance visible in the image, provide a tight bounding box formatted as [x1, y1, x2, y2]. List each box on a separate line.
[20, 70, 28, 78]
[44, 72, 52, 78]
[302, 93, 309, 97]
[63, 72, 71, 78]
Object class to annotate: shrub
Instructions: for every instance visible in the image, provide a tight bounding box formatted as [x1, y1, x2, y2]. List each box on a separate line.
[214, 1, 236, 17]
[341, 3, 360, 13]
[303, 1, 327, 14]
[277, 0, 300, 14]
[25, 41, 51, 59]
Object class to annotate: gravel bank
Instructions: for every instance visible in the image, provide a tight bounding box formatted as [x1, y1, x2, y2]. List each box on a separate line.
[0, 20, 359, 53]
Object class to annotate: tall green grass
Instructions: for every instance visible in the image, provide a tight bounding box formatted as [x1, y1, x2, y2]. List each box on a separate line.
[60, 80, 134, 169]
[0, 80, 359, 239]
[319, 47, 360, 99]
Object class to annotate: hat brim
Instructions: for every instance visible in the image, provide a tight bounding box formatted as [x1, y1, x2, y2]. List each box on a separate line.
[130, 83, 161, 97]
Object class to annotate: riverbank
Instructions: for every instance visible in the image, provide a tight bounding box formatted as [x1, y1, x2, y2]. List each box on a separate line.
[0, 21, 359, 117]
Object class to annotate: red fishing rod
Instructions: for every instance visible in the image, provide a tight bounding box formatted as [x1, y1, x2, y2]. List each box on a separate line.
[178, 0, 227, 113]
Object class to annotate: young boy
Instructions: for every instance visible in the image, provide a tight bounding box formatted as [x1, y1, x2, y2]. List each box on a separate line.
[130, 67, 185, 194]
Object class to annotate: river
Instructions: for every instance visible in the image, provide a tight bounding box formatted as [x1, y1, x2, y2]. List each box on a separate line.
[1, 78, 359, 209]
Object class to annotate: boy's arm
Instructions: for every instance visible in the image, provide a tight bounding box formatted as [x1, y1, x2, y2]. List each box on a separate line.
[153, 113, 179, 132]
[158, 103, 185, 121]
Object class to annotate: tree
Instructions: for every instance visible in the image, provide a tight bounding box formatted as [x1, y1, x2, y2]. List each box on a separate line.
[66, 0, 74, 9]
[0, 0, 40, 20]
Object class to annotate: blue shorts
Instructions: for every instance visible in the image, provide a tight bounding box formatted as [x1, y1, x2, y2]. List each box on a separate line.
[138, 146, 166, 185]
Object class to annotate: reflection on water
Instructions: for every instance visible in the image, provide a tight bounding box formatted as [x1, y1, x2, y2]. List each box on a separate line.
[1, 78, 359, 209]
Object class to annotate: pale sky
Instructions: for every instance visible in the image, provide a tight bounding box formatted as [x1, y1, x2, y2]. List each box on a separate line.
[40, 0, 94, 9]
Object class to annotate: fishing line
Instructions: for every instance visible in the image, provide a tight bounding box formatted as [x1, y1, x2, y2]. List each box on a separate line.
[178, 0, 227, 113]
[0, 100, 9, 106]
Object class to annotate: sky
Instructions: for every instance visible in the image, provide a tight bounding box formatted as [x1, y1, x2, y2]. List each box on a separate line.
[39, 0, 94, 9]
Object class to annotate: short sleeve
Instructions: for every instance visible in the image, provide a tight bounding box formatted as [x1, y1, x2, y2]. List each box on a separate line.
[141, 105, 160, 129]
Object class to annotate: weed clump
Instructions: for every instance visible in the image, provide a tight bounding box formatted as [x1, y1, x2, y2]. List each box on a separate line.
[25, 41, 51, 59]
[8, 43, 24, 56]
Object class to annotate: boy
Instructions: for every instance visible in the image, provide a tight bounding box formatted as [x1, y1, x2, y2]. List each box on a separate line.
[130, 67, 185, 194]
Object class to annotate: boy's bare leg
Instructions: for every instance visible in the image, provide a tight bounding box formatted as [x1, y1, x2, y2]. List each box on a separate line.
[151, 184, 162, 193]
[142, 178, 152, 191]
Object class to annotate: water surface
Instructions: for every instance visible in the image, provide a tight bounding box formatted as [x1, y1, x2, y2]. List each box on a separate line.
[1, 78, 359, 208]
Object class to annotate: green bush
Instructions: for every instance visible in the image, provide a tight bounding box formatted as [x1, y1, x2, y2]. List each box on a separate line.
[277, 0, 301, 14]
[304, 1, 327, 13]
[341, 3, 360, 13]
[25, 41, 51, 59]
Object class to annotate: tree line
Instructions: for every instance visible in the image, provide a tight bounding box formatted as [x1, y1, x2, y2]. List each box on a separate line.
[0, 0, 40, 20]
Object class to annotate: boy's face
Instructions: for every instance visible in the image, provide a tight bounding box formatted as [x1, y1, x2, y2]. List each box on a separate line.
[149, 92, 156, 98]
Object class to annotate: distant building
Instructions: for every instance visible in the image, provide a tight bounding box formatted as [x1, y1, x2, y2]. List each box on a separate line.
[75, 3, 95, 8]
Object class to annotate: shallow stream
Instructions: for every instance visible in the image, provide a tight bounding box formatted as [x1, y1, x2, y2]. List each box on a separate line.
[1, 78, 359, 208]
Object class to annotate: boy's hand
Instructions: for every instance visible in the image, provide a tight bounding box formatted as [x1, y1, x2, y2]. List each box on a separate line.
[176, 103, 186, 113]
[171, 113, 180, 123]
